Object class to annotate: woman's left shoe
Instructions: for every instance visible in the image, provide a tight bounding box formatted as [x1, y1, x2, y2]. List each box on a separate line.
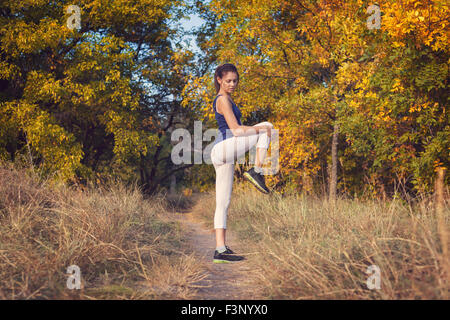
[244, 168, 270, 194]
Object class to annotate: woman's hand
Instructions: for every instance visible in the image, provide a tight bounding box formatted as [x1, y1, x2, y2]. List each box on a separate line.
[257, 125, 272, 138]
[265, 126, 272, 138]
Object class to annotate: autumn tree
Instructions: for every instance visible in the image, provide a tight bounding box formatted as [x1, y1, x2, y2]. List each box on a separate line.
[186, 0, 449, 198]
[0, 0, 201, 194]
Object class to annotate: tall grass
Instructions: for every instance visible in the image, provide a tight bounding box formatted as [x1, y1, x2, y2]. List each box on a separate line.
[0, 161, 205, 299]
[195, 182, 449, 299]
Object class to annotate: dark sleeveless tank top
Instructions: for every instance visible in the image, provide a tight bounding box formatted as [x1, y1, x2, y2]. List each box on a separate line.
[212, 94, 242, 145]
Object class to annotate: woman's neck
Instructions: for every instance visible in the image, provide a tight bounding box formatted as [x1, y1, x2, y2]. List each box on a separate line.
[218, 91, 231, 98]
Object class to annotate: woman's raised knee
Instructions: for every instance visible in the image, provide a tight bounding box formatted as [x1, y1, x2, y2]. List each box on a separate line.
[256, 121, 274, 128]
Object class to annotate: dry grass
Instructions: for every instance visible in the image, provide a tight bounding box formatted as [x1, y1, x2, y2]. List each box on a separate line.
[194, 182, 449, 299]
[0, 161, 206, 300]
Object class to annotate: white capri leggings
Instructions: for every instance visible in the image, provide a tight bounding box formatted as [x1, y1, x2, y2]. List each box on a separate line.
[210, 121, 274, 229]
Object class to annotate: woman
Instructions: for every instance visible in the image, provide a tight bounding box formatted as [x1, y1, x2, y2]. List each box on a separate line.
[210, 63, 275, 264]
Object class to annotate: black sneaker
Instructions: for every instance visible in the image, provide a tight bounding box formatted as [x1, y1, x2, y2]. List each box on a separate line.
[243, 167, 270, 194]
[223, 246, 236, 254]
[213, 250, 245, 264]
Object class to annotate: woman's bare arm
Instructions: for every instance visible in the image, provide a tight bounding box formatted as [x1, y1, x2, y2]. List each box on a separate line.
[216, 96, 271, 137]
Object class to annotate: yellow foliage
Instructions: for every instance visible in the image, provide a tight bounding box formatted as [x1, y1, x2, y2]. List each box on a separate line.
[381, 0, 449, 52]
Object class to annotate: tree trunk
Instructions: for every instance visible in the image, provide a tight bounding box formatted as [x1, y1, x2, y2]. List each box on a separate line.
[329, 121, 339, 203]
[435, 166, 448, 294]
[170, 174, 176, 195]
[139, 154, 149, 193]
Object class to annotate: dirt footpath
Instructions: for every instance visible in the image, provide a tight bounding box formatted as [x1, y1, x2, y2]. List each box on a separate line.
[174, 197, 264, 300]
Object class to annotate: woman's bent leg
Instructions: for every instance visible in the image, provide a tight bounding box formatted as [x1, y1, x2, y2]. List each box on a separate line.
[211, 133, 271, 166]
[253, 122, 274, 168]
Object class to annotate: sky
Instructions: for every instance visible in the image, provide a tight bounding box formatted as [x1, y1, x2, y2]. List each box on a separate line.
[175, 13, 205, 54]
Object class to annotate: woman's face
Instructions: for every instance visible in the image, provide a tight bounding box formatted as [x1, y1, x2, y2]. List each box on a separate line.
[218, 71, 238, 94]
